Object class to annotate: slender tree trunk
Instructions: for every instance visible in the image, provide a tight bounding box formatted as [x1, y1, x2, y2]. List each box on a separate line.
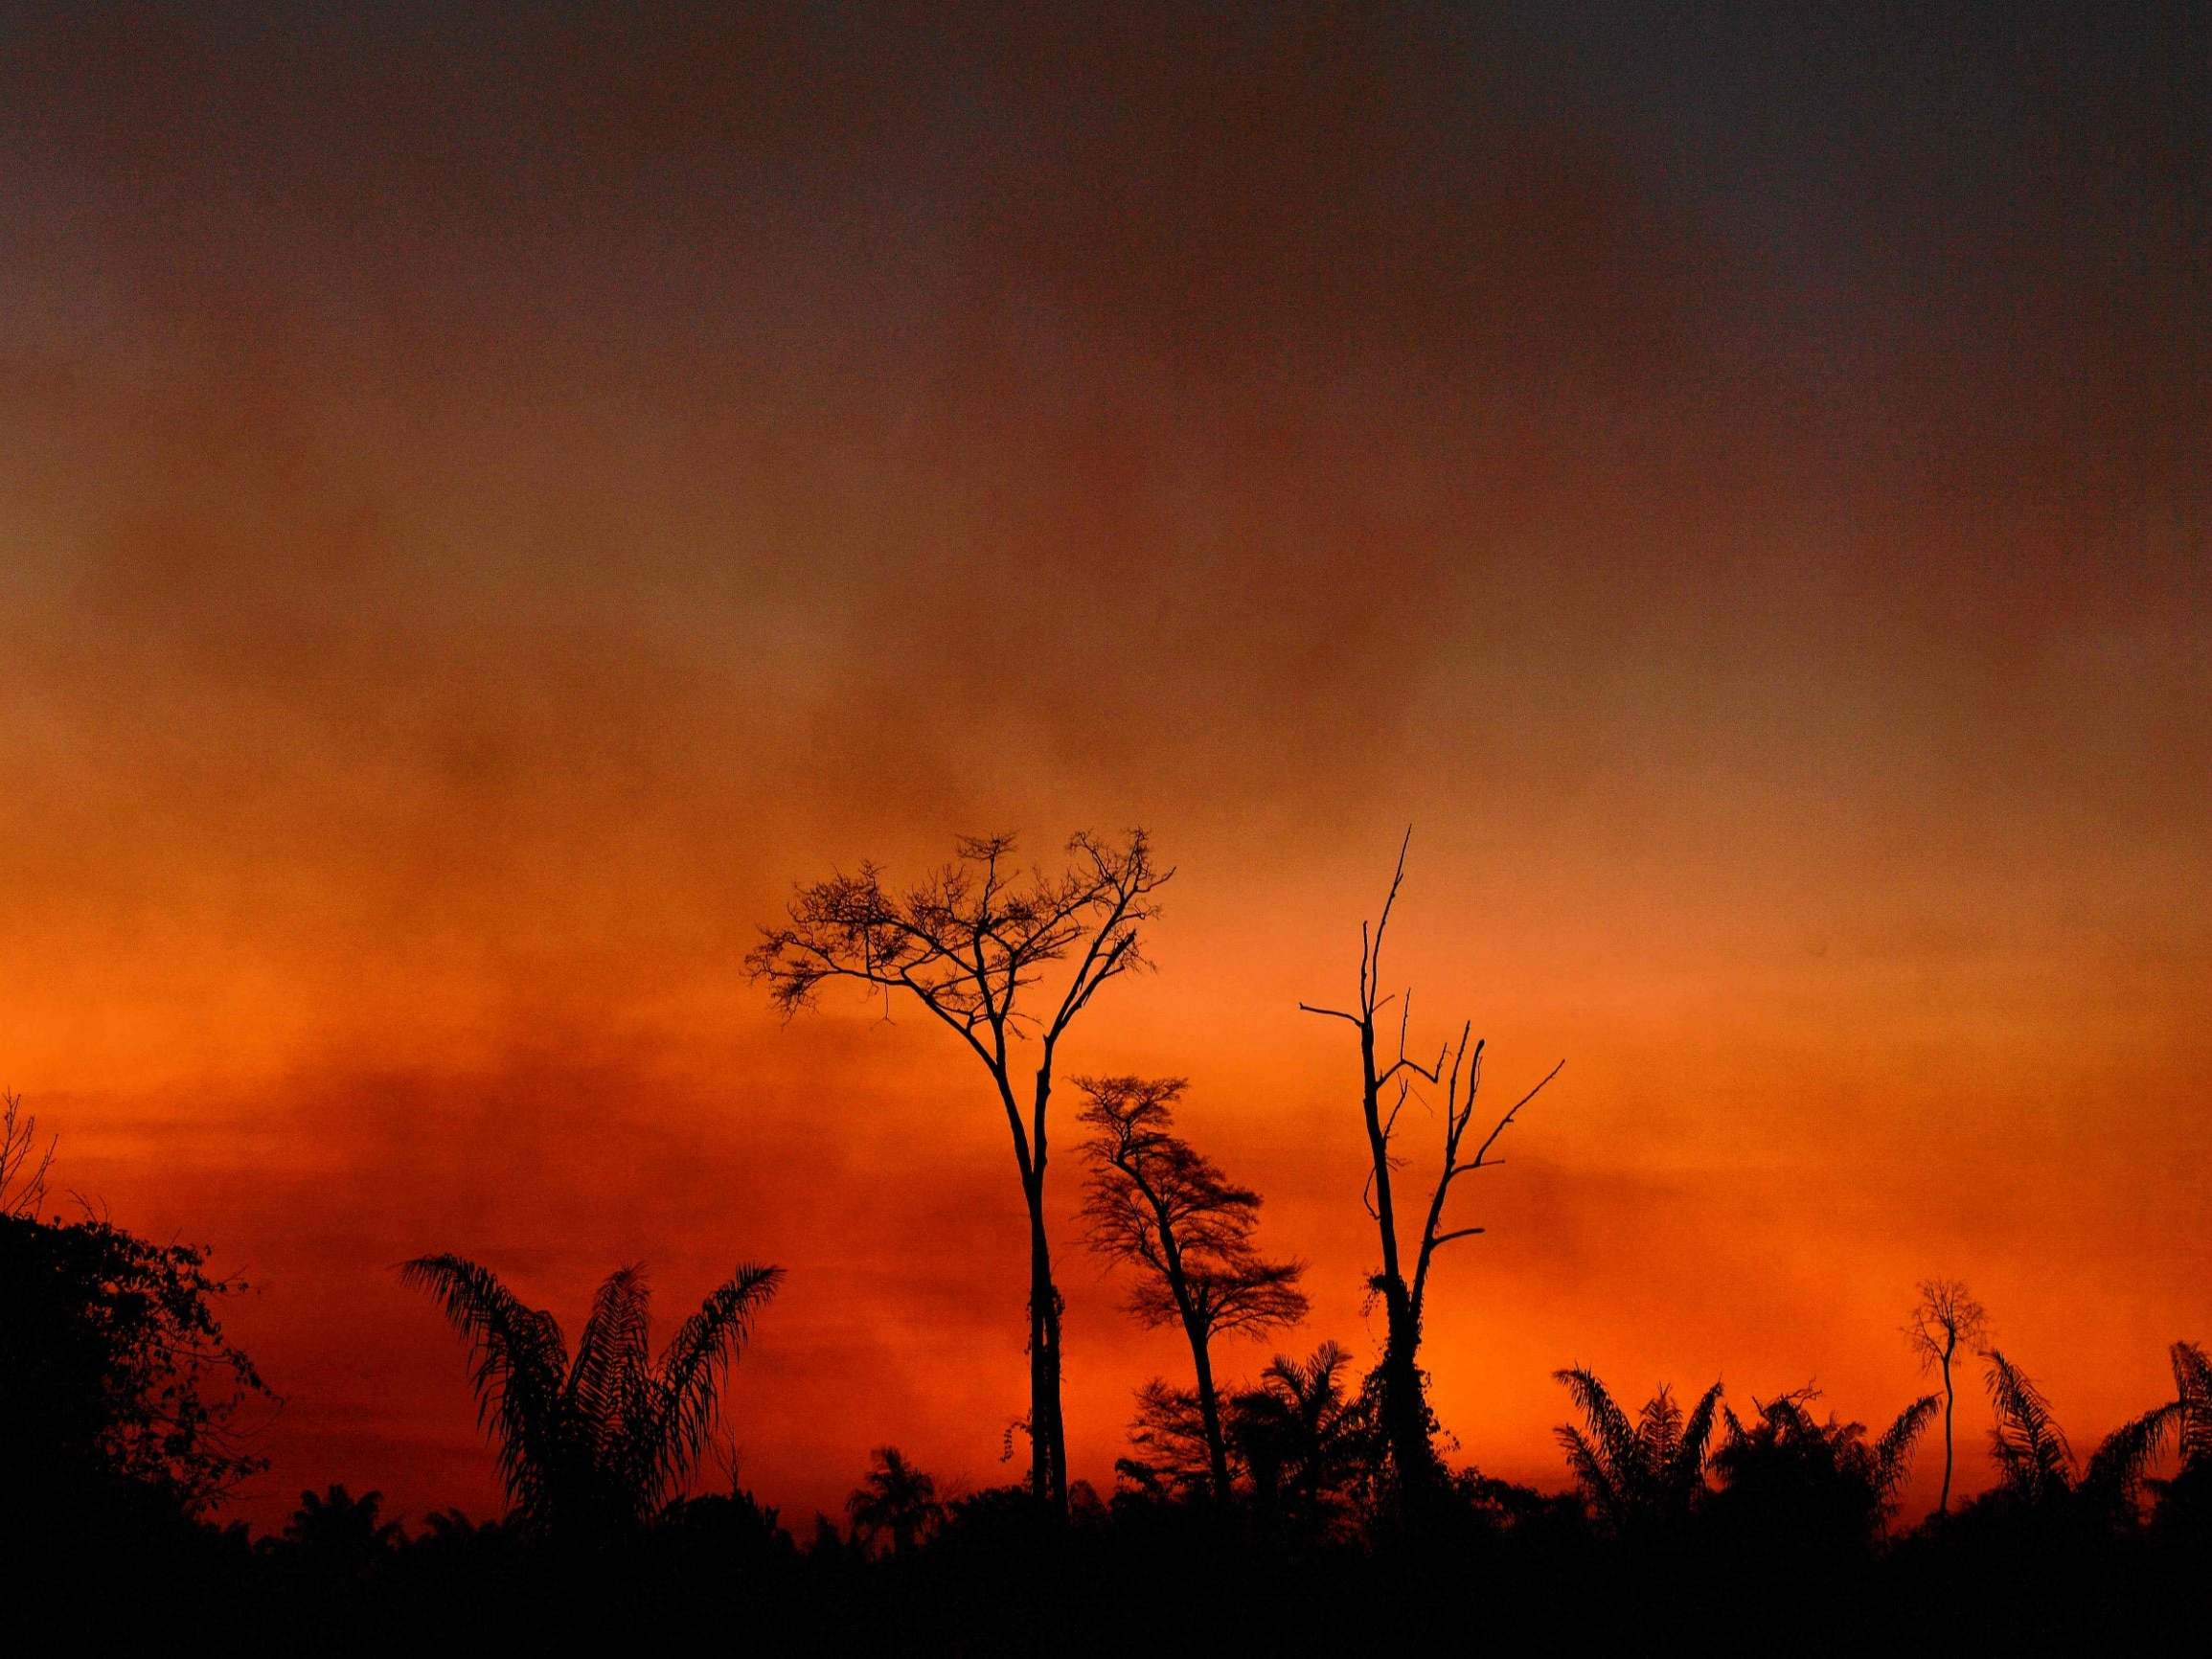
[1025, 1176, 1068, 1514]
[1186, 1321, 1232, 1501]
[1938, 1348, 1954, 1515]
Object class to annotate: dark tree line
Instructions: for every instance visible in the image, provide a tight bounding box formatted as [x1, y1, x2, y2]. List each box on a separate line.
[3, 827, 2206, 1651]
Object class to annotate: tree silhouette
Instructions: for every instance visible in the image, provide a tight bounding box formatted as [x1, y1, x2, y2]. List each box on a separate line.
[1973, 1345, 2193, 1532]
[2077, 1340, 2212, 1529]
[1553, 1369, 1724, 1535]
[1300, 832, 1562, 1512]
[1705, 1389, 1938, 1551]
[1227, 1342, 1379, 1533]
[0, 1207, 269, 1533]
[2146, 1340, 2212, 1537]
[1115, 1378, 1224, 1500]
[1078, 1074, 1307, 1500]
[285, 1482, 403, 1552]
[401, 1255, 780, 1538]
[1904, 1278, 1989, 1516]
[277, 1483, 405, 1589]
[749, 830, 1170, 1515]
[846, 1446, 944, 1558]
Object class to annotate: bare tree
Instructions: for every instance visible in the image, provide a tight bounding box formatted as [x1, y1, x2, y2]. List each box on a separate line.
[1078, 1075, 1308, 1501]
[748, 830, 1170, 1515]
[1905, 1278, 1990, 1516]
[1299, 831, 1562, 1511]
[1, 1089, 57, 1219]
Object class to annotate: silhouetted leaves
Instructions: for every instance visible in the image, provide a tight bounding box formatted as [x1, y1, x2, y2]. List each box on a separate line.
[401, 1254, 780, 1539]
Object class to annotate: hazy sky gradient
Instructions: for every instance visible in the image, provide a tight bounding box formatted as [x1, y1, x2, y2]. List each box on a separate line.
[2, 1, 2204, 1529]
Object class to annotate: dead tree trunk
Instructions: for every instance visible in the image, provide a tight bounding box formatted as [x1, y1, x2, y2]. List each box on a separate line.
[1301, 831, 1561, 1520]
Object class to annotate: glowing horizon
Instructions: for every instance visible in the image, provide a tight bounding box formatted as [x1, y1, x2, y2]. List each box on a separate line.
[2, 2, 2203, 1534]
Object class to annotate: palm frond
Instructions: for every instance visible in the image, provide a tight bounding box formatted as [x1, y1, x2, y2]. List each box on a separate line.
[2172, 1341, 2212, 1466]
[645, 1263, 784, 1511]
[1670, 1379, 1726, 1489]
[2084, 1402, 2179, 1509]
[1873, 1394, 1941, 1499]
[1983, 1349, 2072, 1500]
[399, 1254, 569, 1518]
[564, 1263, 653, 1438]
[1554, 1367, 1644, 1491]
[1554, 1425, 1621, 1523]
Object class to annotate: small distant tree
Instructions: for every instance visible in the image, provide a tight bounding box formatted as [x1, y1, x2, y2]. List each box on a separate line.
[402, 1256, 780, 1539]
[749, 830, 1171, 1516]
[1079, 1075, 1308, 1501]
[846, 1446, 944, 1558]
[1904, 1278, 1989, 1515]
[277, 1484, 404, 1586]
[1300, 833, 1562, 1511]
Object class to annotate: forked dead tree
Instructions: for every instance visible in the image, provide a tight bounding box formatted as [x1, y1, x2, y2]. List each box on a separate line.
[1079, 1075, 1308, 1500]
[1299, 830, 1562, 1511]
[748, 830, 1170, 1515]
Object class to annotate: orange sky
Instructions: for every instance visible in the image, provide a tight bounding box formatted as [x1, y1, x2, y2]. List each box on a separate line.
[2, 3, 2205, 1533]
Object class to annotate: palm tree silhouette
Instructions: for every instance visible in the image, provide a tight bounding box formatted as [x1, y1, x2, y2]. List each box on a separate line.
[401, 1255, 780, 1537]
[1981, 1344, 2208, 1526]
[1553, 1368, 1724, 1534]
[846, 1446, 944, 1558]
[281, 1483, 404, 1572]
[1229, 1341, 1376, 1526]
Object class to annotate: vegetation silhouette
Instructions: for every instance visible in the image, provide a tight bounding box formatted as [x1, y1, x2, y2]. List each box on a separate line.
[399, 1254, 781, 1541]
[1226, 1341, 1383, 1534]
[1962, 1344, 2212, 1539]
[1704, 1388, 1939, 1554]
[1079, 1073, 1308, 1500]
[749, 830, 1170, 1516]
[1553, 1369, 1725, 1535]
[6, 959, 2206, 1655]
[1299, 831, 1562, 1516]
[1904, 1277, 1989, 1515]
[846, 1446, 944, 1558]
[0, 1118, 269, 1546]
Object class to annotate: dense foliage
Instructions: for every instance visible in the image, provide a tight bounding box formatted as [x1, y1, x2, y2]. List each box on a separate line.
[0, 1210, 268, 1539]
